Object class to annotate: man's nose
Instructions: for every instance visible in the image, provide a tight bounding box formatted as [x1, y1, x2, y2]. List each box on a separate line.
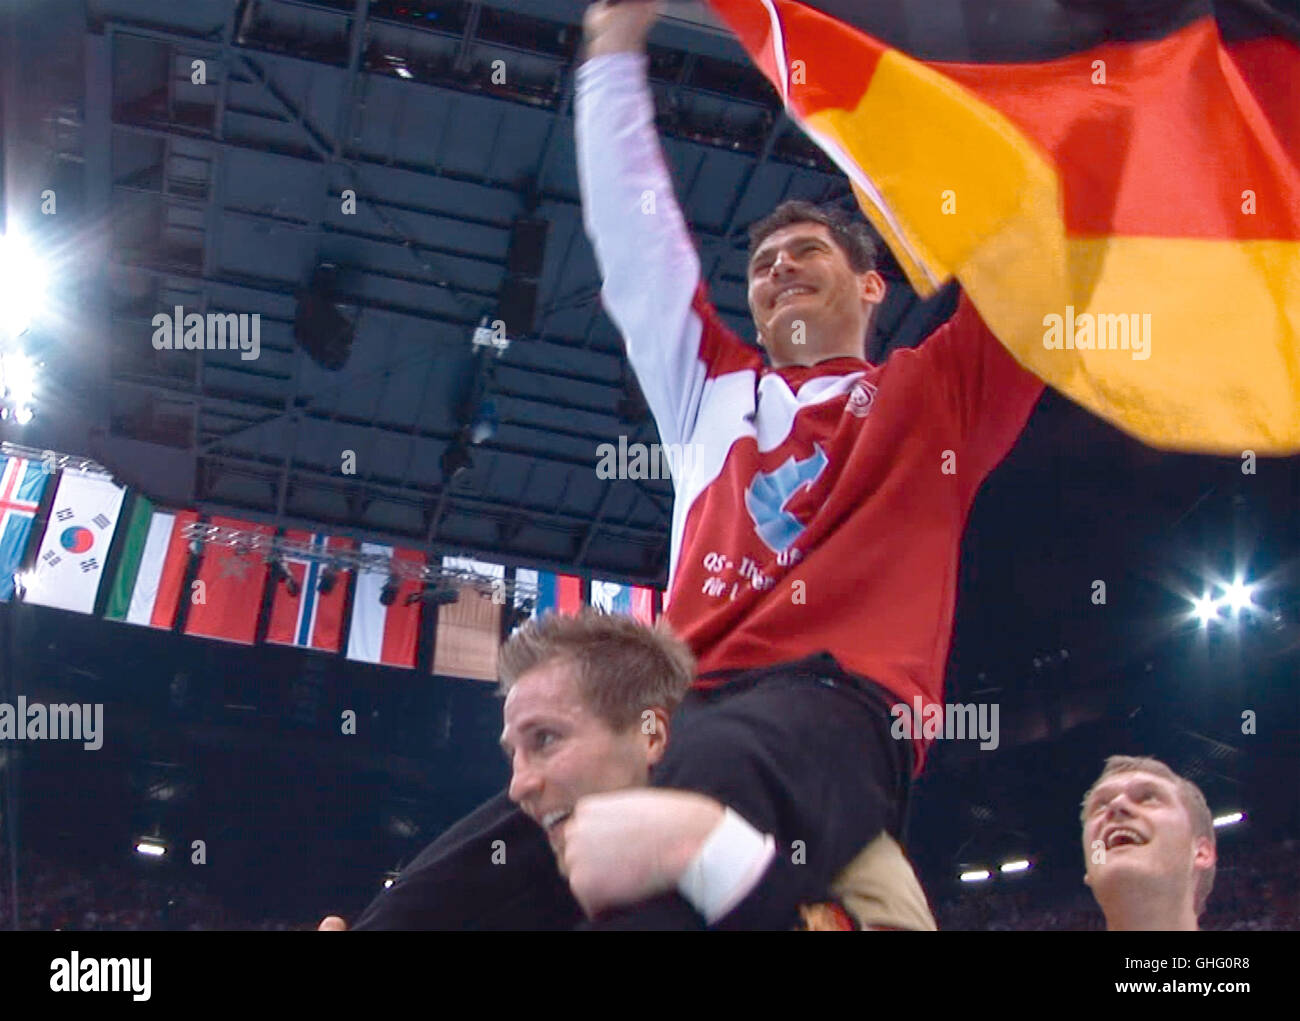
[507, 755, 541, 805]
[1104, 796, 1136, 821]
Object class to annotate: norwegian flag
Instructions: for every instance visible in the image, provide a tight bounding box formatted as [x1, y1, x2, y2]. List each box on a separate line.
[265, 532, 354, 653]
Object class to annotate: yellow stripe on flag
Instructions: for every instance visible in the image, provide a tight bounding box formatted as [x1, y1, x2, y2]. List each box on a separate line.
[803, 49, 1300, 452]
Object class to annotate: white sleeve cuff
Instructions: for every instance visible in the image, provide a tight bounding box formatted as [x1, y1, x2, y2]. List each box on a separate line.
[676, 808, 777, 925]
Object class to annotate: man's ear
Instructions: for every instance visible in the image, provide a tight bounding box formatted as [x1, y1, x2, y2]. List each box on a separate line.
[860, 269, 886, 306]
[642, 707, 671, 764]
[1192, 835, 1216, 871]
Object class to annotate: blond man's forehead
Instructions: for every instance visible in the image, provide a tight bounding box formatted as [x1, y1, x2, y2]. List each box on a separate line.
[1089, 769, 1178, 805]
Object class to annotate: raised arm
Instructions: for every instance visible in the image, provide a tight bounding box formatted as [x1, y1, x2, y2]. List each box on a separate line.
[577, 1, 748, 453]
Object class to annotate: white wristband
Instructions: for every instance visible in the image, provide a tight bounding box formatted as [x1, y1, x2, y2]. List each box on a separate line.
[676, 807, 777, 924]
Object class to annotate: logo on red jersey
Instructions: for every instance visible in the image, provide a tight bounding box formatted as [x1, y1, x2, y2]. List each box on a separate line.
[846, 378, 878, 418]
[743, 444, 829, 553]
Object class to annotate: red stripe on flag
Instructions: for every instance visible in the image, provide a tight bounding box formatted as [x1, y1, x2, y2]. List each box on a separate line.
[309, 537, 352, 652]
[630, 586, 655, 626]
[381, 547, 424, 668]
[556, 574, 583, 615]
[152, 510, 198, 629]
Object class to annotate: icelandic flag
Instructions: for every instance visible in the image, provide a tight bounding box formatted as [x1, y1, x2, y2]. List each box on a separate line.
[590, 579, 657, 625]
[0, 455, 52, 601]
[265, 532, 353, 653]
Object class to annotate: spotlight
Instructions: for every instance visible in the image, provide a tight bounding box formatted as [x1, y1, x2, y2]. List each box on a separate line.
[0, 233, 49, 338]
[405, 583, 460, 606]
[1222, 578, 1254, 614]
[379, 575, 400, 607]
[959, 869, 991, 883]
[999, 859, 1031, 874]
[469, 400, 498, 445]
[1212, 811, 1245, 828]
[269, 556, 300, 598]
[0, 350, 40, 423]
[1191, 594, 1220, 627]
[318, 566, 339, 595]
[440, 437, 473, 481]
[293, 263, 355, 370]
[507, 600, 535, 631]
[134, 836, 167, 858]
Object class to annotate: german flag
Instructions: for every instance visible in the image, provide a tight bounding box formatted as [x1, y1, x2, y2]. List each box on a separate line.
[705, 0, 1300, 454]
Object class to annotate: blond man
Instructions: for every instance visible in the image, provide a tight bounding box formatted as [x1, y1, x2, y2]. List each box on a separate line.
[1080, 755, 1217, 931]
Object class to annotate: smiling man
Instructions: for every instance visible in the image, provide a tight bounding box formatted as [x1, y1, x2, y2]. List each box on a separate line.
[338, 609, 935, 931]
[1080, 755, 1218, 931]
[567, 1, 1043, 927]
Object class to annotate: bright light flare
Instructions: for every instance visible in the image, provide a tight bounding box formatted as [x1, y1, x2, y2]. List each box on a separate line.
[1, 350, 39, 403]
[959, 869, 991, 883]
[1191, 594, 1220, 627]
[0, 234, 49, 338]
[1000, 859, 1031, 874]
[1213, 812, 1244, 829]
[1223, 579, 1254, 614]
[134, 839, 167, 857]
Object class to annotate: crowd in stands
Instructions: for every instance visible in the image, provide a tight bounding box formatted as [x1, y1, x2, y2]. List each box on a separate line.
[936, 838, 1299, 931]
[1, 852, 300, 931]
[3, 838, 1295, 930]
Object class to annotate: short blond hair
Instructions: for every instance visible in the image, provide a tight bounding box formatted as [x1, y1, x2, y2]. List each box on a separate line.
[498, 607, 694, 731]
[1080, 755, 1217, 914]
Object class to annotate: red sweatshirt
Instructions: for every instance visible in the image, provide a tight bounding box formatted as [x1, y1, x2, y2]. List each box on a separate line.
[576, 53, 1043, 770]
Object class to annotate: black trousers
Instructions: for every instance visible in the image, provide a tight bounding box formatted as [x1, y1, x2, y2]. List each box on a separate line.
[352, 653, 909, 930]
[350, 789, 577, 931]
[589, 653, 911, 930]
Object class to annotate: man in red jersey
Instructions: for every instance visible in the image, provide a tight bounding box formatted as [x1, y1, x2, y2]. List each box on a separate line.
[559, 0, 1042, 928]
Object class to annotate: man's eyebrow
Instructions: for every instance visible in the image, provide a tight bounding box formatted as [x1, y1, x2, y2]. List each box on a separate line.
[750, 236, 827, 263]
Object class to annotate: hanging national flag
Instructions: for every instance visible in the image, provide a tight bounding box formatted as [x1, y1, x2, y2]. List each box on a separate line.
[432, 556, 505, 682]
[265, 532, 354, 653]
[527, 569, 583, 617]
[0, 454, 53, 601]
[346, 542, 423, 669]
[183, 516, 273, 645]
[590, 579, 657, 626]
[706, 0, 1300, 453]
[23, 468, 126, 614]
[104, 500, 198, 629]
